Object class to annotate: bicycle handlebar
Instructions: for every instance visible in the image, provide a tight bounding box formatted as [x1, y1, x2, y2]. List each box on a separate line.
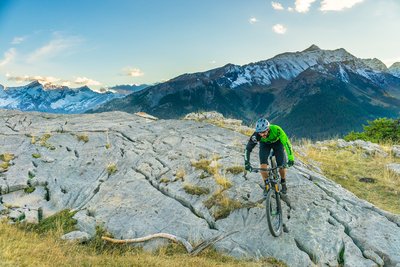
[249, 165, 287, 173]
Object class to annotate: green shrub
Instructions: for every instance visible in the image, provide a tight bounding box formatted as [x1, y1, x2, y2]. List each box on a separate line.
[24, 186, 36, 194]
[345, 118, 400, 143]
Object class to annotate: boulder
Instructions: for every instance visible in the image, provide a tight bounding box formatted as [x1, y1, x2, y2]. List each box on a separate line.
[393, 145, 400, 158]
[61, 231, 90, 243]
[387, 163, 400, 175]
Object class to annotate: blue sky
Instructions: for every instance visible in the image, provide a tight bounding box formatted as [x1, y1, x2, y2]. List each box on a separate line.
[0, 0, 399, 91]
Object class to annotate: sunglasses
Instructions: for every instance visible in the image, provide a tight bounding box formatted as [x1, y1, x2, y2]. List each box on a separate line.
[259, 130, 269, 135]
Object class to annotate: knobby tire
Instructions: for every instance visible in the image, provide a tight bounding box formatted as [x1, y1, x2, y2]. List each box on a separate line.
[266, 189, 282, 237]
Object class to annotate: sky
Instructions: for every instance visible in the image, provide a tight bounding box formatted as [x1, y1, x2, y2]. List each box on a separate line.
[0, 0, 399, 91]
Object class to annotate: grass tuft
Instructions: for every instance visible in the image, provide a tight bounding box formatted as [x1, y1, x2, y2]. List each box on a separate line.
[76, 133, 89, 143]
[24, 186, 36, 194]
[32, 153, 41, 158]
[39, 133, 56, 150]
[22, 209, 77, 234]
[174, 168, 186, 181]
[0, 153, 14, 171]
[204, 191, 242, 220]
[214, 174, 232, 190]
[0, 153, 15, 162]
[191, 159, 217, 175]
[183, 183, 210, 195]
[106, 163, 118, 176]
[226, 166, 245, 175]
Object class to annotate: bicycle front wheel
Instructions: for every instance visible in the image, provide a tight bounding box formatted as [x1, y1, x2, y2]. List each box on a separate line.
[265, 190, 283, 237]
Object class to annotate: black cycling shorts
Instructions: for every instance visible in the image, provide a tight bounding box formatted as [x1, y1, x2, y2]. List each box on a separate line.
[259, 140, 287, 166]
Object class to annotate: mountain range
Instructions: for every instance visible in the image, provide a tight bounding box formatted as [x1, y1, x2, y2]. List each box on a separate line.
[91, 45, 400, 139]
[0, 81, 126, 114]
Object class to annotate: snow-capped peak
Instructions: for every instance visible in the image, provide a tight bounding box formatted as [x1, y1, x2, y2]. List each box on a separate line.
[389, 62, 400, 78]
[228, 45, 358, 88]
[302, 44, 321, 52]
[0, 81, 124, 114]
[360, 58, 388, 72]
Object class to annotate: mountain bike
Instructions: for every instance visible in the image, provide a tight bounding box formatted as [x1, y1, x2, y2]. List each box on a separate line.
[248, 155, 285, 237]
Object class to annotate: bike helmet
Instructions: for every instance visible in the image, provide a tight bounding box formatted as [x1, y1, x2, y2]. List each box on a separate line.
[255, 118, 270, 132]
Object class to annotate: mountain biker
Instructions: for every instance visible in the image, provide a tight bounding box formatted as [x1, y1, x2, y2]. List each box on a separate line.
[244, 118, 294, 194]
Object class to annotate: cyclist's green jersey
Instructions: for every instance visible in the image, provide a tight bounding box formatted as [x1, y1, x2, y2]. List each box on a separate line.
[245, 125, 294, 162]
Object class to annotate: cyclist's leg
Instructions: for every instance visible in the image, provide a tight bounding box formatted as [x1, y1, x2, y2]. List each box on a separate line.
[259, 142, 272, 183]
[272, 141, 287, 181]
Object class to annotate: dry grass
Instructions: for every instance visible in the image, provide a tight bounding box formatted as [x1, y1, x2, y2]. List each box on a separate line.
[299, 140, 400, 214]
[192, 155, 241, 218]
[0, 153, 15, 162]
[0, 153, 14, 171]
[76, 133, 89, 143]
[204, 190, 243, 220]
[183, 183, 210, 195]
[31, 135, 36, 144]
[106, 163, 118, 176]
[191, 159, 218, 175]
[39, 133, 56, 150]
[0, 221, 282, 267]
[226, 166, 245, 174]
[194, 117, 253, 136]
[214, 173, 232, 190]
[160, 176, 170, 183]
[175, 168, 186, 181]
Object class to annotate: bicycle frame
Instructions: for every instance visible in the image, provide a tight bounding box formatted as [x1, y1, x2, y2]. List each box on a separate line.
[251, 165, 284, 193]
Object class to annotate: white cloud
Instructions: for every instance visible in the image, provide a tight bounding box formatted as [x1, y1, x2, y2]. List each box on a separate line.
[271, 1, 284, 10]
[74, 77, 101, 86]
[6, 74, 101, 88]
[288, 7, 294, 12]
[210, 60, 217, 64]
[294, 0, 317, 13]
[27, 34, 82, 63]
[0, 48, 16, 67]
[272, 24, 287, 34]
[123, 67, 144, 77]
[320, 0, 364, 11]
[6, 74, 61, 85]
[249, 17, 258, 24]
[11, 36, 26, 45]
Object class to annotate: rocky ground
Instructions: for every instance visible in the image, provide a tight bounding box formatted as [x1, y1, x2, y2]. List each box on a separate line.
[0, 110, 399, 267]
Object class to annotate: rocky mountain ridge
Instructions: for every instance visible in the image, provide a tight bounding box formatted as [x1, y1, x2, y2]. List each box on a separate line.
[0, 81, 124, 114]
[0, 110, 399, 266]
[92, 45, 400, 139]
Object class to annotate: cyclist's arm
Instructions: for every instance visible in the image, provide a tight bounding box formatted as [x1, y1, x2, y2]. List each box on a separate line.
[277, 127, 294, 161]
[244, 132, 259, 162]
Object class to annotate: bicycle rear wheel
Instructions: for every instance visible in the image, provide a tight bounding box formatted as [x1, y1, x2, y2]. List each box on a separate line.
[265, 189, 283, 237]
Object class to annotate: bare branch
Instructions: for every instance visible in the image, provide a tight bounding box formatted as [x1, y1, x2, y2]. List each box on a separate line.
[101, 230, 238, 255]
